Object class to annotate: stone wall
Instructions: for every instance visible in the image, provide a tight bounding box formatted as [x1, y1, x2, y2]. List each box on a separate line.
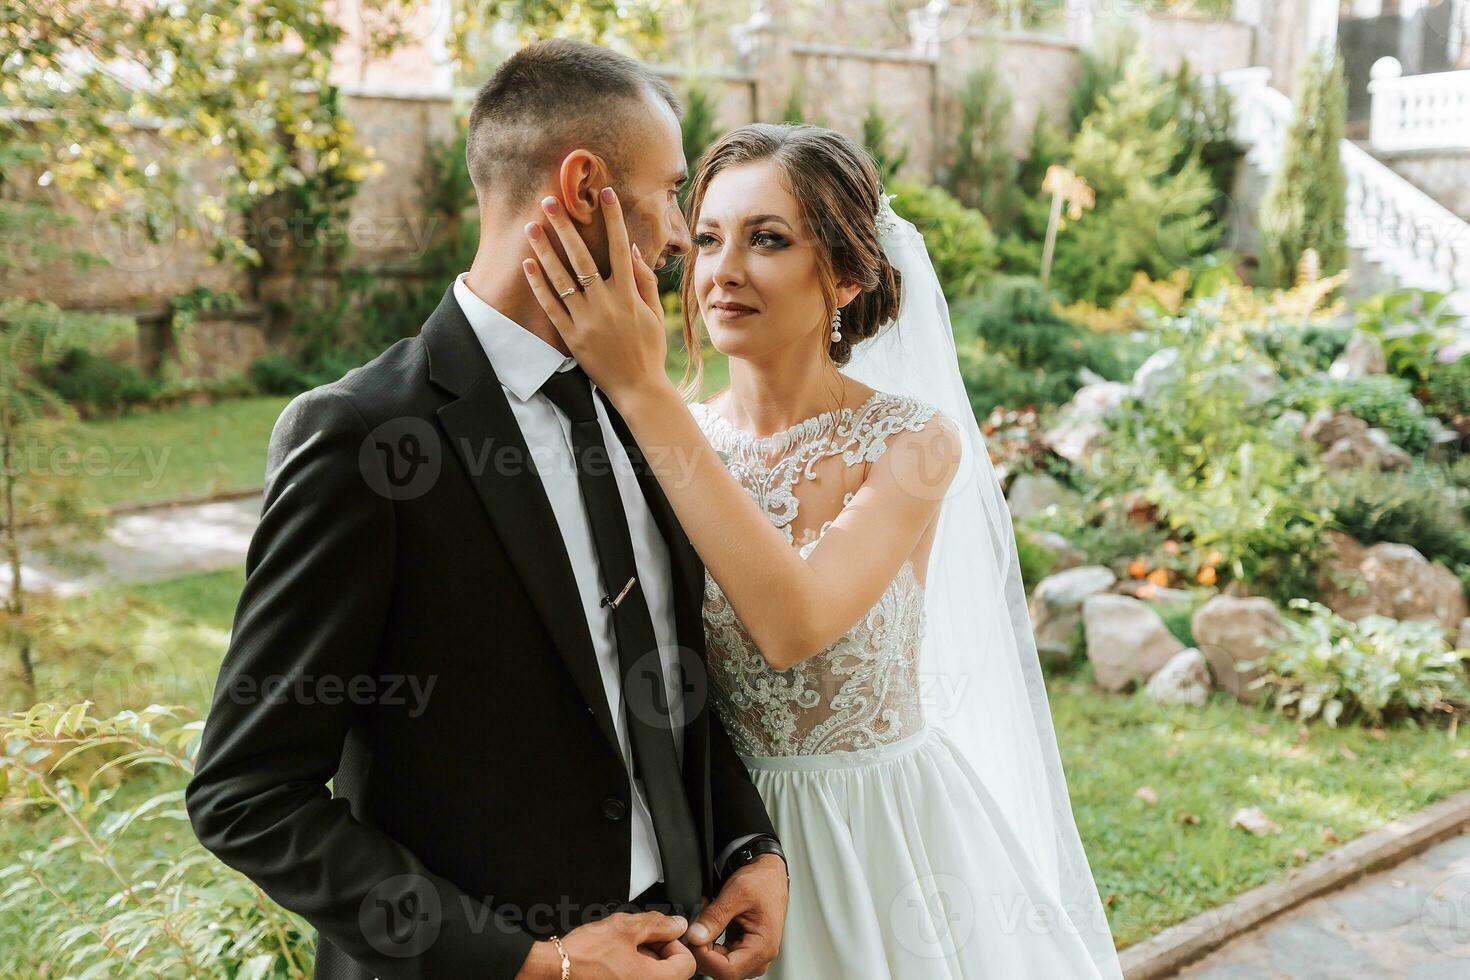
[793, 45, 938, 176]
[11, 14, 1262, 378]
[1376, 148, 1470, 221]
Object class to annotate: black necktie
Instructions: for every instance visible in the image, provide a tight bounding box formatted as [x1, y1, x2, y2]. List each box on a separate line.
[539, 365, 703, 914]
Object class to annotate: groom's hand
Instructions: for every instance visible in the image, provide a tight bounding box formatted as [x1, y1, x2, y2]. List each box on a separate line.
[685, 854, 788, 980]
[515, 912, 695, 980]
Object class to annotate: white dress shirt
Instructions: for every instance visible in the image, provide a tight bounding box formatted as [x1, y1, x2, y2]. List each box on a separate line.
[454, 272, 691, 899]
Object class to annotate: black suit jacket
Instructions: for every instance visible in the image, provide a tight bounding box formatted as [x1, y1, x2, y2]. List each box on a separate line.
[185, 284, 775, 979]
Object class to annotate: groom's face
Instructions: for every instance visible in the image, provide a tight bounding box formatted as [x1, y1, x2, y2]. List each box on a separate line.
[579, 95, 690, 277]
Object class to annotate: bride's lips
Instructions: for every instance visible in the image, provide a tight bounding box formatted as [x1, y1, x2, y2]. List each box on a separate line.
[710, 301, 758, 320]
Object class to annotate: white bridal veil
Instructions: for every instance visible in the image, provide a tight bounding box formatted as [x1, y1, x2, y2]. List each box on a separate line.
[842, 193, 1123, 978]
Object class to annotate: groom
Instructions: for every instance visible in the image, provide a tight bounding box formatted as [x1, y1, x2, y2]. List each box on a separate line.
[186, 38, 787, 980]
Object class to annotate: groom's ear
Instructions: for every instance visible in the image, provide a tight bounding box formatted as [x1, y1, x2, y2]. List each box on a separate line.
[554, 148, 612, 225]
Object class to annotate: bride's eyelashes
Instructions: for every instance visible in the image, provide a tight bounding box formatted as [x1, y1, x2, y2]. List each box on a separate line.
[691, 230, 791, 251]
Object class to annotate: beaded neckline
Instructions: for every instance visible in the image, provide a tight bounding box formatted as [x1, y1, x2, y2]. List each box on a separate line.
[693, 389, 885, 458]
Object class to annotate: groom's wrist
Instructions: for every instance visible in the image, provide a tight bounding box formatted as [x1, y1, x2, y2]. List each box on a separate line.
[513, 940, 560, 980]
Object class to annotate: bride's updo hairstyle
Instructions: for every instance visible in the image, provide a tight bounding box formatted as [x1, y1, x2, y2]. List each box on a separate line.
[678, 123, 901, 393]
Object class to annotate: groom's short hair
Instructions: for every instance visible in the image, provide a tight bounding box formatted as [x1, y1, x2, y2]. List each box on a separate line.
[467, 39, 682, 212]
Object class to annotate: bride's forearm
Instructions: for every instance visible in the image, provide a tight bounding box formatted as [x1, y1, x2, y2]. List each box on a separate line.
[615, 381, 822, 668]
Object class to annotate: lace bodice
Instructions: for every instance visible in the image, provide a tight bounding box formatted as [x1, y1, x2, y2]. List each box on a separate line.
[691, 390, 940, 757]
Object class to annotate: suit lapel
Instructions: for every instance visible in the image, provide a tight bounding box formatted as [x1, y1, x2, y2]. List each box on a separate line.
[423, 286, 621, 757]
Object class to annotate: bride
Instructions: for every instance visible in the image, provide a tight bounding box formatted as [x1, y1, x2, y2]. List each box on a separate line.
[522, 121, 1122, 980]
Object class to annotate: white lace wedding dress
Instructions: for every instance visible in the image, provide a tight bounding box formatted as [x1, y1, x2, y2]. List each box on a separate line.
[692, 390, 1110, 980]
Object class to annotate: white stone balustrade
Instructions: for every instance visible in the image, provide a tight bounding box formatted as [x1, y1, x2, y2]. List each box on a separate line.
[1211, 66, 1470, 314]
[1369, 57, 1470, 153]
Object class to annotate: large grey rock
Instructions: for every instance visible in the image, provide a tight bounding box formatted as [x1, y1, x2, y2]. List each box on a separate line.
[1044, 381, 1130, 464]
[1007, 473, 1080, 520]
[1143, 647, 1212, 705]
[1132, 347, 1181, 400]
[1328, 330, 1387, 380]
[1021, 528, 1087, 571]
[1191, 595, 1287, 703]
[1304, 408, 1413, 471]
[1028, 565, 1117, 666]
[1318, 531, 1470, 630]
[1083, 593, 1186, 691]
[1459, 617, 1470, 651]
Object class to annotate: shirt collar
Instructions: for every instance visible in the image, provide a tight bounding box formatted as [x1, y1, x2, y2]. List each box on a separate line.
[452, 271, 577, 402]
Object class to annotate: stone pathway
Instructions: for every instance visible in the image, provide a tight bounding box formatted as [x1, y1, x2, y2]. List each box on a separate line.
[0, 495, 262, 597]
[1177, 830, 1470, 979]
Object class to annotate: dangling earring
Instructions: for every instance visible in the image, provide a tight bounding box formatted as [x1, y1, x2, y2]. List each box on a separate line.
[829, 307, 843, 343]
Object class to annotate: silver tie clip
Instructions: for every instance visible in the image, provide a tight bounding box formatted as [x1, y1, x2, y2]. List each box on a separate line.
[601, 575, 636, 609]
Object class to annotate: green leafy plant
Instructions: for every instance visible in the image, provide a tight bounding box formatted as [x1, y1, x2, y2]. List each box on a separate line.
[1245, 316, 1355, 378]
[0, 702, 312, 976]
[1353, 288, 1464, 392]
[956, 341, 1078, 416]
[1242, 599, 1470, 726]
[1092, 313, 1334, 605]
[951, 276, 1146, 380]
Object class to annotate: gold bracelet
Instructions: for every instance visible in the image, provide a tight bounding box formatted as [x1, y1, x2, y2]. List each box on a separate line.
[548, 934, 571, 980]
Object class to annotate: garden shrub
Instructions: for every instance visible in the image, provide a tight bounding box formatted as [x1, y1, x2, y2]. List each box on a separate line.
[1243, 599, 1470, 726]
[886, 180, 998, 302]
[1257, 49, 1348, 288]
[1269, 374, 1438, 455]
[41, 349, 159, 412]
[1093, 328, 1333, 606]
[951, 276, 1146, 380]
[956, 341, 1078, 416]
[1354, 288, 1464, 392]
[1246, 317, 1355, 379]
[1310, 463, 1470, 575]
[1428, 352, 1470, 425]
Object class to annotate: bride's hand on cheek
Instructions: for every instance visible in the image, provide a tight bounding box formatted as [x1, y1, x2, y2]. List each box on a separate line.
[522, 187, 671, 403]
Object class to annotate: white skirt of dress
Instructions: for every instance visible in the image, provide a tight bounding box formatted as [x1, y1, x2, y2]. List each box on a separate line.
[741, 725, 1112, 980]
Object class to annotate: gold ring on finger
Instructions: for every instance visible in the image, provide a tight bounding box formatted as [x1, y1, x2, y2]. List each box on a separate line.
[556, 285, 577, 298]
[575, 272, 598, 287]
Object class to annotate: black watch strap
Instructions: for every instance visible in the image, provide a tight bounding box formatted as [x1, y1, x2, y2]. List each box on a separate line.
[721, 834, 788, 882]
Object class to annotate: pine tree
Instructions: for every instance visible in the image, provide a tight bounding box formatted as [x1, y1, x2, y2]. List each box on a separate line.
[861, 103, 910, 184]
[944, 64, 1023, 228]
[1040, 48, 1219, 305]
[1257, 47, 1349, 289]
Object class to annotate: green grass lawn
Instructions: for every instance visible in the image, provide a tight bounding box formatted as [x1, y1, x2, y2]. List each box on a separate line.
[41, 344, 727, 513]
[58, 396, 290, 508]
[5, 567, 1469, 971]
[1054, 670, 1470, 947]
